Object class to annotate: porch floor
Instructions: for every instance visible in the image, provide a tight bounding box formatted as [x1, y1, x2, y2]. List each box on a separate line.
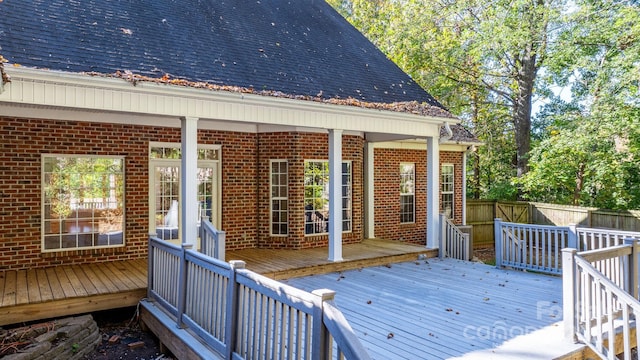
[0, 238, 434, 326]
[226, 238, 438, 279]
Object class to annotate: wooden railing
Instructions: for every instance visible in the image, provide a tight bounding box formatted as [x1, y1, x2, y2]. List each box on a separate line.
[494, 219, 573, 274]
[200, 217, 225, 261]
[494, 219, 640, 275]
[147, 236, 371, 360]
[439, 213, 470, 261]
[562, 239, 640, 359]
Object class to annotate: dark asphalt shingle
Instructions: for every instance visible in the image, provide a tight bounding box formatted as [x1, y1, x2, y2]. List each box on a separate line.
[0, 0, 443, 107]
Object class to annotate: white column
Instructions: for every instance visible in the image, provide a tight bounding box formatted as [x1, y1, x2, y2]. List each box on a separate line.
[426, 137, 439, 248]
[181, 117, 199, 246]
[364, 142, 375, 239]
[328, 129, 343, 262]
[462, 148, 468, 225]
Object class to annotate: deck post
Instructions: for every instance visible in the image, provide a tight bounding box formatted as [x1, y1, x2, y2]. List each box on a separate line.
[311, 288, 336, 360]
[562, 248, 578, 342]
[494, 218, 503, 269]
[624, 238, 639, 299]
[225, 260, 245, 359]
[176, 243, 193, 329]
[567, 224, 578, 250]
[439, 213, 446, 259]
[147, 233, 156, 300]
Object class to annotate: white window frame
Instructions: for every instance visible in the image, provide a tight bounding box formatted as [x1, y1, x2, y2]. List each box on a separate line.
[270, 160, 288, 236]
[41, 154, 125, 252]
[304, 160, 352, 235]
[400, 163, 415, 224]
[441, 163, 455, 219]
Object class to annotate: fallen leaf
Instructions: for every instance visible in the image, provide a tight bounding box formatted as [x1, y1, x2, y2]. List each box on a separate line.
[387, 333, 394, 339]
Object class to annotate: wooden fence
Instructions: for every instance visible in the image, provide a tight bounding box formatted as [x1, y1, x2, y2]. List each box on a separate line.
[467, 200, 640, 249]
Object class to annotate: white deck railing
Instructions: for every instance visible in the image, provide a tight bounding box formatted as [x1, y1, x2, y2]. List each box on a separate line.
[147, 236, 371, 360]
[200, 217, 226, 261]
[494, 219, 640, 275]
[439, 214, 470, 261]
[562, 239, 640, 360]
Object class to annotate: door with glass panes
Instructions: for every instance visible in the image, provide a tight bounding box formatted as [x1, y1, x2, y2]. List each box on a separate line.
[149, 144, 220, 244]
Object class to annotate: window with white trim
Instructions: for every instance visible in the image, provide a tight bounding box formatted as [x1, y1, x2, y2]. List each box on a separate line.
[441, 164, 455, 218]
[304, 160, 351, 235]
[400, 163, 415, 223]
[270, 160, 288, 236]
[42, 155, 125, 252]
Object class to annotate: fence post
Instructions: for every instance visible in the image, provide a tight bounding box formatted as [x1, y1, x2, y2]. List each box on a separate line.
[225, 260, 245, 359]
[494, 218, 503, 269]
[176, 243, 193, 329]
[624, 238, 639, 299]
[562, 248, 578, 342]
[567, 224, 577, 250]
[439, 213, 446, 259]
[311, 289, 337, 360]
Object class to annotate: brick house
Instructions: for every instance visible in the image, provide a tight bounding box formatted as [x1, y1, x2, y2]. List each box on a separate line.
[0, 0, 479, 271]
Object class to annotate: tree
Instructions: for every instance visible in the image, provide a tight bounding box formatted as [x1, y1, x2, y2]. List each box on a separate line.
[330, 0, 564, 199]
[521, 0, 640, 209]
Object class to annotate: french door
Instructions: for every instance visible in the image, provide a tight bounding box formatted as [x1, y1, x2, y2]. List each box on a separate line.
[149, 143, 220, 243]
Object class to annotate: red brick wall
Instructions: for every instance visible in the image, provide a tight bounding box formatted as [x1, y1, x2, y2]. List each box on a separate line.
[373, 148, 464, 245]
[0, 115, 464, 269]
[0, 116, 259, 270]
[257, 132, 364, 249]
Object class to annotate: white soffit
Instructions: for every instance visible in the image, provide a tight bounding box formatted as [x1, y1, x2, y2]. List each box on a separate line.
[0, 67, 448, 138]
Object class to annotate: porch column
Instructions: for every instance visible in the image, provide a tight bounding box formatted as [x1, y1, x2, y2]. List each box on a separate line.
[181, 116, 199, 246]
[426, 136, 439, 248]
[462, 148, 468, 225]
[364, 142, 375, 239]
[328, 129, 343, 262]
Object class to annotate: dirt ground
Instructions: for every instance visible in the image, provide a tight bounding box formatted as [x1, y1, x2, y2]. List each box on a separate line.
[82, 307, 173, 360]
[473, 247, 496, 264]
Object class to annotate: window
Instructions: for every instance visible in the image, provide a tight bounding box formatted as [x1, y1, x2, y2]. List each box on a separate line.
[304, 161, 351, 235]
[400, 163, 415, 223]
[42, 155, 125, 252]
[270, 160, 288, 236]
[441, 164, 454, 218]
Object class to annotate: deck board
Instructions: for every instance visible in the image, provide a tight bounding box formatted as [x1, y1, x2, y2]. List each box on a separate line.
[45, 267, 66, 300]
[15, 270, 29, 305]
[63, 266, 88, 297]
[2, 270, 16, 307]
[285, 258, 578, 360]
[54, 266, 77, 298]
[36, 269, 53, 302]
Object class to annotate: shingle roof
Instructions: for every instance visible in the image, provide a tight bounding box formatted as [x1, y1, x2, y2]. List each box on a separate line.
[0, 0, 444, 108]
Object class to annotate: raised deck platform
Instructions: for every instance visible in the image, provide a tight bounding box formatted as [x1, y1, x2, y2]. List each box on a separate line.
[0, 239, 434, 326]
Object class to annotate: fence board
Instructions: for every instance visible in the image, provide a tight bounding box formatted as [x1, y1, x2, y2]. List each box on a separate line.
[466, 201, 640, 249]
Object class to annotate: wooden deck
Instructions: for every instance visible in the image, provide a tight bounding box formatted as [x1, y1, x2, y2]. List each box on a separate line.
[284, 258, 586, 360]
[0, 259, 148, 326]
[226, 238, 438, 279]
[0, 239, 434, 326]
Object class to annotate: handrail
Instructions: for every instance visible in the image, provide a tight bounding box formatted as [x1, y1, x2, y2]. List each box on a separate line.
[322, 300, 372, 360]
[563, 239, 640, 359]
[147, 235, 370, 359]
[439, 213, 470, 261]
[200, 217, 225, 261]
